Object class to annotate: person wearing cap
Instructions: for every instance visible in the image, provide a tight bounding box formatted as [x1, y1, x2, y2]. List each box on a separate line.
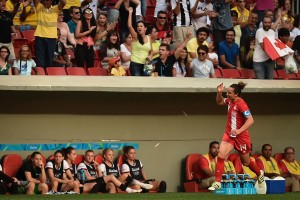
[108, 56, 126, 76]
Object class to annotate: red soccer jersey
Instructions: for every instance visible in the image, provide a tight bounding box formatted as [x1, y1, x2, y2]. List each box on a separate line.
[224, 98, 251, 135]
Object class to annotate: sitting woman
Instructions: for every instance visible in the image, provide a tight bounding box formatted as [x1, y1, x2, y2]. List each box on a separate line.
[13, 45, 38, 75]
[99, 148, 153, 192]
[172, 47, 188, 77]
[57, 11, 77, 49]
[99, 30, 121, 69]
[0, 46, 12, 75]
[77, 150, 142, 194]
[46, 150, 80, 194]
[121, 146, 167, 192]
[16, 151, 48, 194]
[0, 164, 21, 194]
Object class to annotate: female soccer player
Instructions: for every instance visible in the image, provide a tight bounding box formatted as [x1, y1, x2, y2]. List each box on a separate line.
[209, 82, 266, 191]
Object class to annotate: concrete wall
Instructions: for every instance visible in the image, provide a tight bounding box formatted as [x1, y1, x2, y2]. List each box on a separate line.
[0, 76, 300, 192]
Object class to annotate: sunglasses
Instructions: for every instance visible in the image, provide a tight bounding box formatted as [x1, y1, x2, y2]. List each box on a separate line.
[74, 11, 80, 14]
[84, 10, 93, 14]
[158, 16, 167, 19]
[198, 52, 206, 56]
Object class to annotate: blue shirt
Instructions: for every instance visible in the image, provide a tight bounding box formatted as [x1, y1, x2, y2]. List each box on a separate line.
[67, 20, 77, 34]
[218, 40, 239, 68]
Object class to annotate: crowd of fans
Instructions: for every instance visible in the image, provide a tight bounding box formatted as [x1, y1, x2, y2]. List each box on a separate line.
[0, 0, 300, 79]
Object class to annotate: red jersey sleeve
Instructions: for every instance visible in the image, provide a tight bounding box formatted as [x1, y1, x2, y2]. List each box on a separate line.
[237, 99, 250, 113]
[256, 158, 264, 170]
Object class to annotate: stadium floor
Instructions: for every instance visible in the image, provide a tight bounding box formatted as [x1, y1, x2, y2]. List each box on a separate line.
[1, 193, 300, 200]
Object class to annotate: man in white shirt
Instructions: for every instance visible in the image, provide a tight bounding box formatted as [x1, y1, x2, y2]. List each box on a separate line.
[253, 16, 275, 79]
[190, 0, 213, 31]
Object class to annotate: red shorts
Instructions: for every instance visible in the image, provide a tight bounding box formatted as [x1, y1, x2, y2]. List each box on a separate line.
[222, 132, 251, 155]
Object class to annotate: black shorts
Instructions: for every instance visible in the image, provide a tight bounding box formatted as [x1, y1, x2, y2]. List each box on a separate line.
[96, 177, 107, 193]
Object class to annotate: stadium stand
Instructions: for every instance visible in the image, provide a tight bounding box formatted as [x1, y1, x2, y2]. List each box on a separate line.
[66, 67, 87, 76]
[31, 67, 46, 75]
[46, 67, 67, 76]
[221, 69, 242, 79]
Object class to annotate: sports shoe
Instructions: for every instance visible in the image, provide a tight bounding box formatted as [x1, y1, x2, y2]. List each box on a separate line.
[66, 191, 79, 194]
[46, 190, 58, 195]
[208, 181, 221, 191]
[129, 189, 143, 193]
[141, 183, 153, 190]
[258, 170, 266, 188]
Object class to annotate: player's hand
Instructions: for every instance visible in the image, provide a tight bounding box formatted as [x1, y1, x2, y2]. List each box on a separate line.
[217, 83, 225, 93]
[39, 161, 44, 169]
[230, 129, 240, 137]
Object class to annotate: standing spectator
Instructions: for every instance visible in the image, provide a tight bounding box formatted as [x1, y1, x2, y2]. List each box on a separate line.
[210, 0, 233, 51]
[0, 0, 17, 63]
[128, 7, 153, 76]
[276, 28, 292, 69]
[0, 46, 12, 75]
[57, 11, 76, 49]
[279, 0, 294, 28]
[151, 10, 171, 41]
[190, 0, 213, 31]
[16, 152, 49, 194]
[67, 6, 81, 35]
[280, 147, 300, 192]
[255, 0, 274, 25]
[33, 0, 66, 68]
[186, 27, 209, 59]
[53, 28, 72, 67]
[120, 32, 132, 69]
[218, 29, 241, 69]
[191, 45, 216, 78]
[171, 0, 195, 45]
[154, 32, 191, 77]
[115, 0, 139, 43]
[230, 10, 241, 46]
[172, 47, 188, 77]
[13, 45, 38, 75]
[241, 36, 255, 69]
[154, 0, 169, 18]
[292, 15, 300, 36]
[149, 27, 160, 61]
[231, 0, 250, 27]
[253, 16, 275, 79]
[99, 0, 120, 23]
[62, 0, 80, 22]
[81, 0, 98, 19]
[99, 30, 121, 68]
[75, 8, 97, 68]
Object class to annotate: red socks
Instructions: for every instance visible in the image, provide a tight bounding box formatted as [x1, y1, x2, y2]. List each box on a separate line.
[247, 159, 261, 176]
[215, 157, 225, 182]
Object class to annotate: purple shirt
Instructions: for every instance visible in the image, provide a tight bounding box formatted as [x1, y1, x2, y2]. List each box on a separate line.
[256, 0, 274, 11]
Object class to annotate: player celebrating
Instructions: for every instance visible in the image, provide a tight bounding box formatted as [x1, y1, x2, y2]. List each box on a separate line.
[208, 82, 266, 192]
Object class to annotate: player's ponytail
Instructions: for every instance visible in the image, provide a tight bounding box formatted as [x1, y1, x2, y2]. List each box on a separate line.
[230, 81, 247, 96]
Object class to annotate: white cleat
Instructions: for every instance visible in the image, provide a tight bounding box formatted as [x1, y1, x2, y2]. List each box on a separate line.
[142, 183, 153, 190]
[208, 181, 221, 191]
[130, 189, 143, 193]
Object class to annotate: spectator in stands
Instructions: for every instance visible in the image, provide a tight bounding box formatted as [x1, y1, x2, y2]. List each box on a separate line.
[241, 36, 255, 69]
[173, 47, 188, 77]
[193, 141, 219, 189]
[6, 0, 37, 32]
[294, 46, 300, 70]
[292, 15, 300, 36]
[0, 0, 17, 63]
[120, 32, 132, 69]
[154, 32, 192, 77]
[0, 46, 12, 75]
[57, 11, 76, 49]
[190, 0, 213, 31]
[13, 45, 38, 75]
[279, 0, 294, 28]
[67, 6, 81, 35]
[230, 10, 241, 47]
[253, 16, 275, 79]
[108, 56, 126, 76]
[0, 164, 20, 194]
[45, 150, 80, 194]
[115, 0, 139, 43]
[128, 7, 153, 76]
[77, 150, 141, 193]
[186, 27, 209, 59]
[218, 29, 241, 69]
[255, 0, 274, 25]
[207, 43, 221, 69]
[99, 30, 120, 68]
[53, 28, 72, 67]
[210, 0, 233, 51]
[62, 147, 79, 182]
[256, 144, 281, 179]
[94, 11, 116, 51]
[171, 0, 195, 45]
[231, 0, 250, 28]
[259, 9, 285, 32]
[191, 45, 216, 78]
[280, 147, 300, 192]
[62, 0, 80, 22]
[81, 0, 98, 19]
[154, 0, 169, 18]
[99, 148, 153, 191]
[16, 151, 48, 194]
[75, 8, 96, 68]
[121, 145, 167, 192]
[149, 27, 160, 61]
[276, 28, 292, 69]
[32, 0, 66, 69]
[151, 10, 171, 41]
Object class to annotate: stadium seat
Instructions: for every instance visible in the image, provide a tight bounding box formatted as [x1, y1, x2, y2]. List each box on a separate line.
[276, 69, 298, 80]
[66, 67, 87, 76]
[214, 69, 222, 78]
[13, 38, 28, 48]
[228, 153, 239, 162]
[15, 30, 22, 39]
[74, 154, 84, 166]
[126, 68, 131, 76]
[273, 153, 283, 165]
[1, 154, 23, 177]
[26, 154, 46, 166]
[47, 155, 54, 161]
[94, 154, 103, 164]
[46, 67, 67, 75]
[117, 154, 125, 169]
[31, 67, 46, 75]
[88, 67, 108, 76]
[240, 69, 256, 79]
[183, 153, 205, 193]
[273, 70, 281, 79]
[21, 30, 35, 42]
[221, 69, 242, 78]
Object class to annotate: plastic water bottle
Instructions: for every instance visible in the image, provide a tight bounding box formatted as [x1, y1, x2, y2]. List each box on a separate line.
[79, 169, 86, 184]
